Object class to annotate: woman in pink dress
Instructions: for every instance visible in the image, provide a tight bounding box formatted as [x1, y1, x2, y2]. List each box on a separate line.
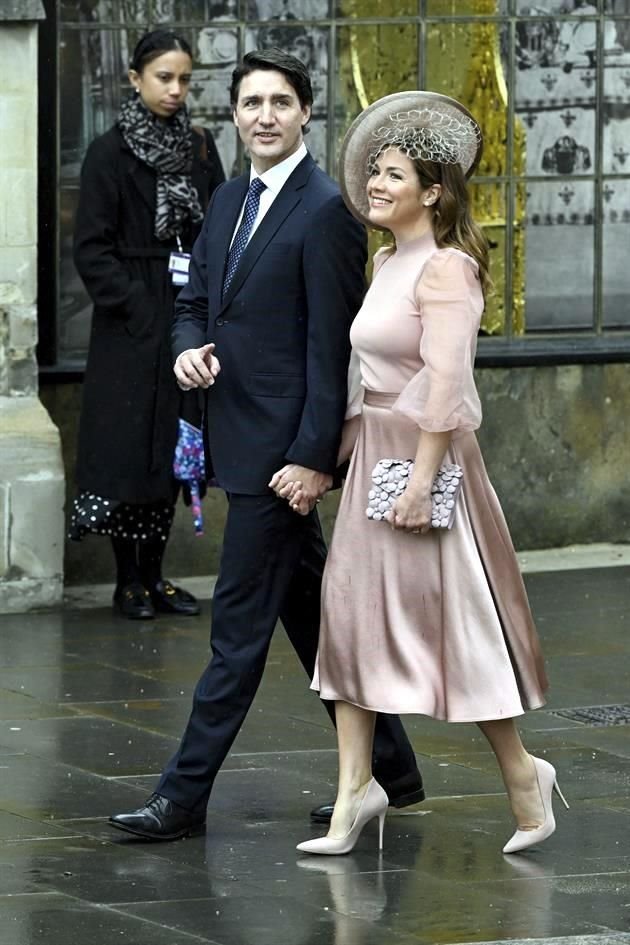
[278, 92, 566, 857]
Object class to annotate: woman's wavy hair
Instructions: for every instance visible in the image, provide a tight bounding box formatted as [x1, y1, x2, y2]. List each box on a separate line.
[413, 157, 492, 299]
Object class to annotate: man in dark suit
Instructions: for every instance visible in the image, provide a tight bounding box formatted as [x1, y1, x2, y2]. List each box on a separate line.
[110, 48, 423, 841]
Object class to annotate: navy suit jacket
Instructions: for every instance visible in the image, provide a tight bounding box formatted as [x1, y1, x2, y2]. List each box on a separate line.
[172, 153, 368, 494]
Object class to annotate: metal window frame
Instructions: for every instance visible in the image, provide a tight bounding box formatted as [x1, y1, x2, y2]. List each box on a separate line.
[37, 0, 630, 377]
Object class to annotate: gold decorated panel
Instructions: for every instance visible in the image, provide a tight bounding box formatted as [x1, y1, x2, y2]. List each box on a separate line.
[471, 184, 508, 336]
[336, 0, 417, 15]
[425, 15, 524, 333]
[335, 22, 419, 168]
[335, 21, 419, 280]
[425, 19, 509, 178]
[426, 0, 508, 13]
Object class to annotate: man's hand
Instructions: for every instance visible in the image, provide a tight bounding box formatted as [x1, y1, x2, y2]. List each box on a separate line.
[174, 344, 221, 390]
[269, 464, 332, 516]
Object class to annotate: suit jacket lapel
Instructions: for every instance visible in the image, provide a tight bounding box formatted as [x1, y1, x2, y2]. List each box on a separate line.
[208, 175, 249, 314]
[220, 155, 316, 312]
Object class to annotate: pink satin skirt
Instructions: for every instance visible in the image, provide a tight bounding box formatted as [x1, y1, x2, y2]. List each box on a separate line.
[312, 390, 548, 722]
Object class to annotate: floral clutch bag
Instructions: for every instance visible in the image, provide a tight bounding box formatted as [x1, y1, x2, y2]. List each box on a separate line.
[366, 459, 464, 530]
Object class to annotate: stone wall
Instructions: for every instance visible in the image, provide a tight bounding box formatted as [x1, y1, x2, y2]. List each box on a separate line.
[476, 363, 630, 549]
[0, 4, 65, 614]
[41, 360, 630, 587]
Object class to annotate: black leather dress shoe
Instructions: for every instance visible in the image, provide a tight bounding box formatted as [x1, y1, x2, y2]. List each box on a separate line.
[150, 580, 201, 616]
[109, 793, 205, 841]
[113, 583, 155, 620]
[310, 770, 425, 823]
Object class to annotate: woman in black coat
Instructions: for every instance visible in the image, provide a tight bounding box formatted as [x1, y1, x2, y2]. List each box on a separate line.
[71, 30, 224, 619]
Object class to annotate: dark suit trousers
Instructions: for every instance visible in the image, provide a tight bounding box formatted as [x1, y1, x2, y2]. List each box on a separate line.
[157, 493, 417, 813]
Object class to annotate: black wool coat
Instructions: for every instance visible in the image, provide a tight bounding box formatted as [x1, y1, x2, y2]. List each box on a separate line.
[73, 124, 224, 504]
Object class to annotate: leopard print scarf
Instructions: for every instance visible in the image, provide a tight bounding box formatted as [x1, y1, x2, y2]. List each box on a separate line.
[118, 93, 204, 241]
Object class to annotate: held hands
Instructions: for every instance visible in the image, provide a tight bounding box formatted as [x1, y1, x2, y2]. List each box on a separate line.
[385, 485, 433, 535]
[269, 465, 332, 516]
[174, 344, 221, 390]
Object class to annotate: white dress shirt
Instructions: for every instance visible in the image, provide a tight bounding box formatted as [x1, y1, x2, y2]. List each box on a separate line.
[229, 142, 308, 248]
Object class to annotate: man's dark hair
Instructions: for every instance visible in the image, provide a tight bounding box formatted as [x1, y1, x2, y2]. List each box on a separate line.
[130, 30, 192, 73]
[229, 48, 313, 110]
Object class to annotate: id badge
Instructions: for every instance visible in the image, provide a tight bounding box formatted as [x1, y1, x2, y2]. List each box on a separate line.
[168, 251, 191, 286]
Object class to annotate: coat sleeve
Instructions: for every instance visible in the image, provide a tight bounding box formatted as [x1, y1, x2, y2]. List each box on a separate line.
[284, 195, 368, 474]
[73, 136, 157, 328]
[392, 249, 483, 433]
[171, 184, 225, 361]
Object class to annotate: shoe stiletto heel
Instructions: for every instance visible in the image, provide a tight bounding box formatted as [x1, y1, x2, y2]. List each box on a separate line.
[296, 778, 388, 856]
[502, 755, 569, 855]
[553, 779, 570, 811]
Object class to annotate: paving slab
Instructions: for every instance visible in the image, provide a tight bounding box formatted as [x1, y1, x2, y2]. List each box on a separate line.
[0, 565, 628, 945]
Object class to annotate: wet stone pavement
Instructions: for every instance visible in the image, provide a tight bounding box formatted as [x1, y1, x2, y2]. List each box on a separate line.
[0, 566, 629, 945]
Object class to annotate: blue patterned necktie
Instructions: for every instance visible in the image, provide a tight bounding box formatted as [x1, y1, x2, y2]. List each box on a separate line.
[222, 177, 267, 298]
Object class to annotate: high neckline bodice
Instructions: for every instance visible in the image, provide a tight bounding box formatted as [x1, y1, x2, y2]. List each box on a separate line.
[391, 229, 436, 255]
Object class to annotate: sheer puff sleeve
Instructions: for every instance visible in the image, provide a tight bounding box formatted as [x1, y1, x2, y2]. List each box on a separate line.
[345, 247, 393, 420]
[392, 248, 483, 433]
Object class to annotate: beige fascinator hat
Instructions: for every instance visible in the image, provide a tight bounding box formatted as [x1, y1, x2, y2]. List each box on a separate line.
[339, 90, 483, 229]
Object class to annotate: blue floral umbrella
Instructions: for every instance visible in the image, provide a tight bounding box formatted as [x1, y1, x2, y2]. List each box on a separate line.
[173, 419, 206, 535]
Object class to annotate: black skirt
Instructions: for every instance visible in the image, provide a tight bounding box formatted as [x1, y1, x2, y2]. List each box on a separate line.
[69, 492, 175, 543]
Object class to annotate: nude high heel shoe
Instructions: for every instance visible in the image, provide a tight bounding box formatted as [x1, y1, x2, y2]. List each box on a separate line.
[296, 778, 388, 856]
[502, 755, 569, 855]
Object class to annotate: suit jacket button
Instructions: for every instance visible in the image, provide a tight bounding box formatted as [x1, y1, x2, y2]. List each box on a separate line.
[216, 318, 224, 326]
